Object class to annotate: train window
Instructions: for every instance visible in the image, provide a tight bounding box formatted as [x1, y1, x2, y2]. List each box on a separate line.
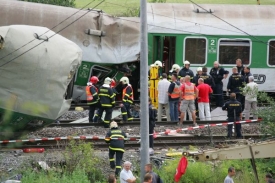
[268, 40, 275, 66]
[218, 40, 250, 65]
[184, 38, 206, 64]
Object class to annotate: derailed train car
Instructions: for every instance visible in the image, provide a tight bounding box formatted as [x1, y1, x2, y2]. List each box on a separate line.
[0, 0, 141, 102]
[0, 25, 82, 139]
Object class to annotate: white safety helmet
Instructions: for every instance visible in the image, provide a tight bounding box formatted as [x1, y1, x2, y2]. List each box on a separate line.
[110, 121, 118, 129]
[154, 60, 162, 67]
[120, 76, 129, 85]
[172, 64, 180, 71]
[197, 67, 202, 72]
[183, 60, 190, 65]
[104, 77, 112, 85]
[149, 64, 155, 69]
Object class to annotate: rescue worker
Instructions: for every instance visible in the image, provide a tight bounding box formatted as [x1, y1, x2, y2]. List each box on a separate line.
[200, 67, 215, 88]
[149, 98, 157, 149]
[168, 73, 181, 122]
[105, 121, 127, 176]
[222, 93, 242, 138]
[97, 77, 115, 128]
[192, 67, 202, 86]
[178, 60, 194, 80]
[243, 66, 252, 84]
[154, 60, 163, 78]
[86, 76, 99, 123]
[168, 64, 181, 81]
[209, 61, 229, 107]
[179, 75, 198, 126]
[94, 78, 117, 123]
[227, 67, 245, 103]
[120, 76, 134, 122]
[236, 58, 245, 76]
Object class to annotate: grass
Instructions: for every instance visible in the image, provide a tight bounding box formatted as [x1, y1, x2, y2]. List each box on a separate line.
[75, 0, 275, 16]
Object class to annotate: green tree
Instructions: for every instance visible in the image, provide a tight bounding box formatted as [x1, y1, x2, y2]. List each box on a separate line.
[20, 0, 76, 7]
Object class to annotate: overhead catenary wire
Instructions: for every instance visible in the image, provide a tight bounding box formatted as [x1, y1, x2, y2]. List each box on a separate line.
[0, 0, 105, 68]
[0, 0, 97, 62]
[189, 0, 275, 49]
[106, 1, 275, 48]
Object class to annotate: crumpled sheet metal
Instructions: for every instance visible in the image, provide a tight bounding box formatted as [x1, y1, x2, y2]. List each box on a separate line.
[0, 25, 82, 119]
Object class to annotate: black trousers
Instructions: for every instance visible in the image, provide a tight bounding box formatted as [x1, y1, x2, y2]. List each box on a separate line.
[96, 107, 113, 128]
[88, 103, 98, 122]
[227, 118, 242, 138]
[213, 83, 224, 107]
[149, 126, 154, 148]
[109, 149, 124, 176]
[121, 102, 133, 122]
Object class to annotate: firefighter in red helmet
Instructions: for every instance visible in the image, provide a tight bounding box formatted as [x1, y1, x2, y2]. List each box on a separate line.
[86, 76, 99, 122]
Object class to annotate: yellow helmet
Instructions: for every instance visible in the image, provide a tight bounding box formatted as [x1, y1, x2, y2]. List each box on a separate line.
[120, 76, 129, 84]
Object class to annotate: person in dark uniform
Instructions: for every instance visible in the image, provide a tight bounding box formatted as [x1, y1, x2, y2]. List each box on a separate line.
[209, 61, 229, 107]
[105, 121, 127, 176]
[168, 64, 181, 81]
[120, 76, 134, 123]
[243, 66, 252, 84]
[200, 67, 215, 88]
[86, 76, 99, 122]
[222, 93, 242, 138]
[227, 67, 245, 103]
[178, 60, 194, 80]
[192, 67, 202, 86]
[97, 77, 115, 128]
[149, 98, 157, 149]
[236, 58, 245, 76]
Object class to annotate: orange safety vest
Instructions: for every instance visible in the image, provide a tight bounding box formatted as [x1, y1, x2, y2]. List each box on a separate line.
[170, 83, 180, 99]
[183, 83, 195, 100]
[86, 85, 98, 102]
[122, 85, 134, 103]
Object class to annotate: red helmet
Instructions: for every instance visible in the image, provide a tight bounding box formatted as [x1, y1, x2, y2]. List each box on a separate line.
[110, 79, 116, 88]
[90, 76, 99, 84]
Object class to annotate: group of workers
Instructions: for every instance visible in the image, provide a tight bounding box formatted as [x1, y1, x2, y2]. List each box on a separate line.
[86, 76, 134, 127]
[155, 58, 258, 138]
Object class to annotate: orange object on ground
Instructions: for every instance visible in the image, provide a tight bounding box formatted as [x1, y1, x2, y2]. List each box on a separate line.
[23, 148, 45, 153]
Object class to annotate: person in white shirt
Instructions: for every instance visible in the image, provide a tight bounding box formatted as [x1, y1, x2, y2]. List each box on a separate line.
[120, 161, 136, 183]
[157, 73, 171, 121]
[224, 167, 235, 183]
[243, 76, 258, 120]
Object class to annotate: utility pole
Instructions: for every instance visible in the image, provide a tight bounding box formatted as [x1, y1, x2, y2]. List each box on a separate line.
[140, 0, 149, 180]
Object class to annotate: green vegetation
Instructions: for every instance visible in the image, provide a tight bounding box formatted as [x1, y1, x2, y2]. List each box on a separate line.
[75, 0, 275, 16]
[21, 140, 106, 183]
[20, 0, 76, 7]
[155, 158, 275, 183]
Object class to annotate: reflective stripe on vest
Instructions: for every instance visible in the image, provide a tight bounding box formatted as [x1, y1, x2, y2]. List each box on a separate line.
[184, 83, 195, 100]
[170, 83, 180, 98]
[122, 85, 134, 103]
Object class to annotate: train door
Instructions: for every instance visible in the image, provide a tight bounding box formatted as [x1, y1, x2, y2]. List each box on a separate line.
[153, 36, 176, 74]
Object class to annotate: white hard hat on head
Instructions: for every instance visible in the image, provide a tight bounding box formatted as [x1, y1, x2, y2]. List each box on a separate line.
[150, 64, 155, 69]
[120, 76, 129, 84]
[197, 67, 202, 72]
[154, 60, 162, 67]
[110, 121, 118, 129]
[172, 64, 180, 71]
[104, 77, 112, 85]
[184, 60, 190, 65]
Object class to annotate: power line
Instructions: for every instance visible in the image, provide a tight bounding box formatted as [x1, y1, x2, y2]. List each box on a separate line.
[0, 0, 105, 68]
[0, 0, 96, 61]
[189, 0, 275, 49]
[107, 1, 243, 34]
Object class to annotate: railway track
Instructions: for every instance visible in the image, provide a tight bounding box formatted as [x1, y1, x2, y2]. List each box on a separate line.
[0, 134, 266, 150]
[50, 119, 260, 127]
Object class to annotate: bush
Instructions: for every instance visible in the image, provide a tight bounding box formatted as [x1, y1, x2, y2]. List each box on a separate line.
[155, 158, 267, 183]
[20, 0, 76, 7]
